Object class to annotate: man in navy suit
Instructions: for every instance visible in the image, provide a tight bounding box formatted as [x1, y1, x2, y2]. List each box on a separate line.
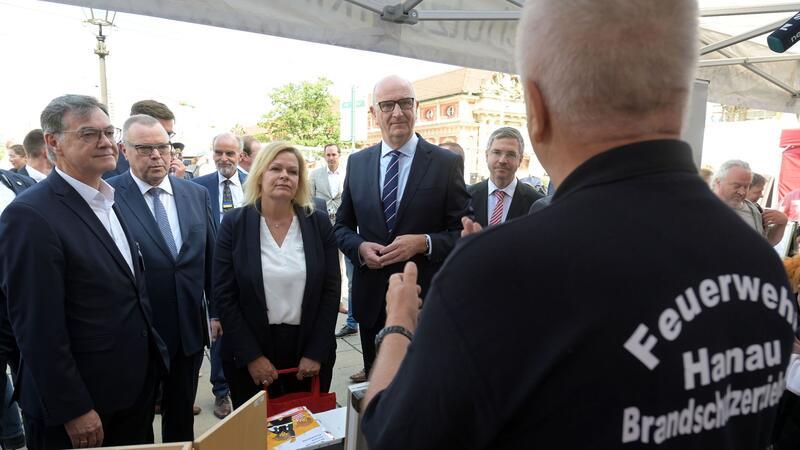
[108, 114, 215, 441]
[192, 132, 245, 418]
[468, 127, 542, 227]
[334, 75, 469, 382]
[0, 95, 169, 449]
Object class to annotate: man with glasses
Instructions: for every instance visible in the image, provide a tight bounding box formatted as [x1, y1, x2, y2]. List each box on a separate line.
[108, 115, 216, 442]
[192, 132, 245, 419]
[0, 95, 169, 449]
[334, 75, 469, 383]
[104, 100, 188, 180]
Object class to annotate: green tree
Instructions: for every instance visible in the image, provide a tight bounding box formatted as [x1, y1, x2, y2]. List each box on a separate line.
[257, 77, 340, 147]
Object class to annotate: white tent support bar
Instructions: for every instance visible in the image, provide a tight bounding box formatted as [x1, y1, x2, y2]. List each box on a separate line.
[699, 54, 800, 67]
[342, 0, 383, 15]
[402, 0, 424, 12]
[416, 10, 520, 20]
[742, 63, 799, 96]
[700, 3, 800, 17]
[506, 0, 524, 7]
[701, 36, 799, 96]
[700, 19, 788, 55]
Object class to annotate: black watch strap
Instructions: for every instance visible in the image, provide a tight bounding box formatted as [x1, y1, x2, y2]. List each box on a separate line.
[375, 325, 413, 352]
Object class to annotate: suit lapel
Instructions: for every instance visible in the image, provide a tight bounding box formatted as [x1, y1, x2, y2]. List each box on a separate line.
[295, 205, 315, 322]
[506, 181, 527, 221]
[51, 173, 136, 284]
[208, 178, 220, 223]
[171, 177, 191, 257]
[394, 138, 432, 231]
[364, 146, 385, 232]
[318, 169, 332, 199]
[473, 181, 489, 227]
[245, 206, 268, 314]
[119, 174, 173, 260]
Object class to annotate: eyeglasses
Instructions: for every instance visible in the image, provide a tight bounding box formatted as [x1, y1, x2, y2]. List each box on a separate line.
[167, 131, 176, 139]
[377, 98, 416, 113]
[61, 127, 121, 145]
[125, 142, 175, 157]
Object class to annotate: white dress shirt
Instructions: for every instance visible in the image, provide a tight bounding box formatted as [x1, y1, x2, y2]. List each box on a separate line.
[217, 171, 244, 223]
[260, 215, 306, 325]
[26, 166, 46, 182]
[327, 168, 342, 198]
[487, 178, 518, 224]
[131, 171, 183, 252]
[379, 133, 419, 201]
[0, 182, 15, 215]
[56, 167, 134, 276]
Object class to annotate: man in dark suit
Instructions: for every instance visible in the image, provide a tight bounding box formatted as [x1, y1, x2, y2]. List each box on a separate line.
[0, 95, 169, 449]
[7, 145, 29, 177]
[0, 169, 35, 450]
[103, 100, 189, 181]
[192, 132, 245, 419]
[334, 75, 469, 382]
[468, 127, 542, 227]
[108, 114, 215, 442]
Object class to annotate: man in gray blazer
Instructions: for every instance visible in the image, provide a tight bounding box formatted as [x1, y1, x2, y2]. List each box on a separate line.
[311, 144, 357, 338]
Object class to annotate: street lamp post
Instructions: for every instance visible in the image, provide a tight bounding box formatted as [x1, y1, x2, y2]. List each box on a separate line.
[85, 9, 116, 106]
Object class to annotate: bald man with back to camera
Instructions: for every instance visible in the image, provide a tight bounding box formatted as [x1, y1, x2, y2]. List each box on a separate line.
[360, 1, 796, 449]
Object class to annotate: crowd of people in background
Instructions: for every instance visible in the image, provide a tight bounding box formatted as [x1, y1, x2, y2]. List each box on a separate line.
[0, 0, 799, 449]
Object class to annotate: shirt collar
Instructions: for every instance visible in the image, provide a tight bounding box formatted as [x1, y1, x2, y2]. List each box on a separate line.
[218, 171, 242, 187]
[488, 178, 517, 198]
[381, 133, 419, 159]
[552, 139, 696, 203]
[26, 166, 46, 181]
[238, 166, 249, 175]
[56, 167, 115, 210]
[327, 166, 340, 176]
[130, 170, 173, 196]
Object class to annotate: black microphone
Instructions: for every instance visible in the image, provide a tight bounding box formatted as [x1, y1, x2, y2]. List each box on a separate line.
[768, 12, 800, 53]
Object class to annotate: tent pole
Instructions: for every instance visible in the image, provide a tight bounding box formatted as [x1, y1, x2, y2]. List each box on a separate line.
[342, 0, 383, 15]
[700, 19, 788, 55]
[701, 3, 800, 17]
[699, 54, 800, 67]
[701, 37, 799, 96]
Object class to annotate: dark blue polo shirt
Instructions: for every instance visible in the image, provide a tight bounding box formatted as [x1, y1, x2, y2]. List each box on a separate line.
[361, 139, 796, 449]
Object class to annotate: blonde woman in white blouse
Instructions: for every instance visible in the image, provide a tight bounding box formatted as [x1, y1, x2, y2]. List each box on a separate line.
[213, 142, 341, 408]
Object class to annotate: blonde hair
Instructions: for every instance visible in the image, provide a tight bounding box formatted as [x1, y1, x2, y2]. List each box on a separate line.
[243, 141, 313, 214]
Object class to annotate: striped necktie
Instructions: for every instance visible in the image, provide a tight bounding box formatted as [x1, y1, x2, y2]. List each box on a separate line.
[222, 179, 234, 213]
[382, 150, 401, 233]
[148, 187, 178, 259]
[489, 190, 506, 225]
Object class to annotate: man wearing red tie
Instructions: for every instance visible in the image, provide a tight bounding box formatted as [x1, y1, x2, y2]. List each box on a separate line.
[467, 127, 542, 228]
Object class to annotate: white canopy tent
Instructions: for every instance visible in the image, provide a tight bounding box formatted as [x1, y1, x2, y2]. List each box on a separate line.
[38, 0, 800, 166]
[42, 0, 800, 113]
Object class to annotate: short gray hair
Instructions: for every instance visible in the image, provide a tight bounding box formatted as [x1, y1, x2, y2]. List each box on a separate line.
[212, 132, 243, 151]
[486, 127, 524, 158]
[516, 0, 698, 133]
[751, 173, 766, 188]
[714, 160, 752, 184]
[40, 94, 108, 163]
[122, 114, 162, 141]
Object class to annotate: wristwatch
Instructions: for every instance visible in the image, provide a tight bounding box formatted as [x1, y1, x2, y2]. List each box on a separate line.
[374, 325, 413, 352]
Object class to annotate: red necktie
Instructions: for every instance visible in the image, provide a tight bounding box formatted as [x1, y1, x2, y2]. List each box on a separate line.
[489, 190, 505, 225]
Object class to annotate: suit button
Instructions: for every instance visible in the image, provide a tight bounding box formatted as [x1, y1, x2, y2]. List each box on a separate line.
[141, 330, 148, 337]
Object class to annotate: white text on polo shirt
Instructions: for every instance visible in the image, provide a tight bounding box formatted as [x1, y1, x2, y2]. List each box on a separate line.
[623, 275, 796, 371]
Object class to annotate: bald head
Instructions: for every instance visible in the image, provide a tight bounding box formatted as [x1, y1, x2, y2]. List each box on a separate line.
[371, 75, 418, 149]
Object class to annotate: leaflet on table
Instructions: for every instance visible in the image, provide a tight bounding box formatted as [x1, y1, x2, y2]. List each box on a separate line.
[267, 406, 335, 449]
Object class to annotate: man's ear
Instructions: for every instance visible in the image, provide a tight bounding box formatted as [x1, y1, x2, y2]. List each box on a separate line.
[44, 133, 62, 160]
[524, 79, 549, 144]
[118, 142, 128, 158]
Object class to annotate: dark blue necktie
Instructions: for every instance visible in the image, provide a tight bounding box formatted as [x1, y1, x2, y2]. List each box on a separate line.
[148, 187, 178, 259]
[382, 150, 400, 233]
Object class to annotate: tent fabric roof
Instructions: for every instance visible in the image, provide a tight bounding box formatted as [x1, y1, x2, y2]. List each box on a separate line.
[45, 0, 800, 112]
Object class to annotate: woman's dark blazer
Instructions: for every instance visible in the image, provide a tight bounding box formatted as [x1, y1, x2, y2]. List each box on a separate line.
[213, 203, 341, 368]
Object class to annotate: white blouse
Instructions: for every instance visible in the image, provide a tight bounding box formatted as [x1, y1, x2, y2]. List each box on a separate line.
[260, 215, 306, 325]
